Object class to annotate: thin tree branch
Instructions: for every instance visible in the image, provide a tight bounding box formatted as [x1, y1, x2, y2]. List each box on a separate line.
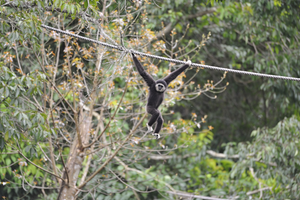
[149, 150, 277, 167]
[206, 150, 241, 159]
[17, 149, 64, 181]
[156, 21, 176, 39]
[84, 74, 131, 148]
[186, 8, 217, 20]
[114, 156, 176, 194]
[246, 187, 272, 196]
[207, 150, 277, 167]
[78, 113, 147, 189]
[149, 153, 197, 160]
[167, 190, 230, 200]
[34, 52, 76, 113]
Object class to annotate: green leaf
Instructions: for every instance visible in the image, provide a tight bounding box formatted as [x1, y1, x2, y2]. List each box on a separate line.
[6, 158, 11, 165]
[4, 132, 9, 140]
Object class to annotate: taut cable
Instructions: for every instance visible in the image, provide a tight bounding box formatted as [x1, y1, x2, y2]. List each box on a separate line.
[41, 24, 300, 82]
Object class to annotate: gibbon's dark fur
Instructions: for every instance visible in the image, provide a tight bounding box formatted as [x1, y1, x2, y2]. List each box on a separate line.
[132, 53, 191, 139]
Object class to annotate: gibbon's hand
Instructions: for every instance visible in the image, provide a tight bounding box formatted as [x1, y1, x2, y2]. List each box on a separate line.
[186, 60, 192, 66]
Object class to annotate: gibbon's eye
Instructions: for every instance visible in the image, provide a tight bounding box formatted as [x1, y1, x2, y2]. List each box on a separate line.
[155, 83, 166, 92]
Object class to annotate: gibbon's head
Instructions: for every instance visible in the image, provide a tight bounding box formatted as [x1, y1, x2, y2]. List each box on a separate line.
[155, 80, 167, 93]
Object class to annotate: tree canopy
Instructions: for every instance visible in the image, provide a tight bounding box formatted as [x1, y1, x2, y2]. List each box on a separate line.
[0, 0, 299, 199]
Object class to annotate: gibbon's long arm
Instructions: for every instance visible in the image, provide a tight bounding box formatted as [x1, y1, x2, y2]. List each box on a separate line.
[164, 63, 190, 85]
[132, 53, 155, 87]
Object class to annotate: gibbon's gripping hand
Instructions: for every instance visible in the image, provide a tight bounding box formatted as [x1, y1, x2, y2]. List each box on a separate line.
[186, 60, 192, 66]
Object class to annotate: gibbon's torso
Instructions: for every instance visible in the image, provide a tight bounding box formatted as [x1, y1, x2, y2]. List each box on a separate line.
[147, 84, 165, 109]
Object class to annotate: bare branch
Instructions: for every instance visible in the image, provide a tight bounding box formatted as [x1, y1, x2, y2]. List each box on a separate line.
[206, 150, 240, 159]
[207, 150, 277, 167]
[17, 149, 64, 181]
[78, 114, 147, 189]
[246, 187, 272, 195]
[156, 21, 177, 39]
[167, 190, 230, 200]
[149, 153, 197, 160]
[186, 8, 217, 20]
[84, 73, 131, 148]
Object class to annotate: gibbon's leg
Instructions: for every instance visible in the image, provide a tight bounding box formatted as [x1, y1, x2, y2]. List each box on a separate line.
[153, 115, 163, 139]
[146, 106, 160, 135]
[147, 106, 160, 126]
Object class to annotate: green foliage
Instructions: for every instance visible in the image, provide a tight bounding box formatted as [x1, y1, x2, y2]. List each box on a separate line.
[0, 145, 48, 199]
[186, 0, 300, 144]
[230, 116, 300, 199]
[0, 65, 47, 150]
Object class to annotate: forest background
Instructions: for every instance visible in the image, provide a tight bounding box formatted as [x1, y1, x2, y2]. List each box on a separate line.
[0, 0, 300, 199]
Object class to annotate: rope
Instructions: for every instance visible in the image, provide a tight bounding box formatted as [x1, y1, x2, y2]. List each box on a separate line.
[41, 24, 300, 82]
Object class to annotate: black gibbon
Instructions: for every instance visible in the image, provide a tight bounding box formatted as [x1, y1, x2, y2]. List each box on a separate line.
[131, 53, 192, 139]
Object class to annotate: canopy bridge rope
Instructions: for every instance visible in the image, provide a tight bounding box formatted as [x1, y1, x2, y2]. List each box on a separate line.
[41, 24, 300, 82]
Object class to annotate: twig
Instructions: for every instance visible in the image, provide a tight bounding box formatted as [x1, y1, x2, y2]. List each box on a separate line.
[78, 114, 147, 189]
[167, 190, 230, 200]
[17, 149, 64, 181]
[207, 150, 277, 167]
[246, 187, 271, 196]
[84, 73, 131, 148]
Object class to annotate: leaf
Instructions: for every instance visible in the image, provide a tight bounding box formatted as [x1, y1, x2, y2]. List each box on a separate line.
[4, 132, 9, 141]
[6, 158, 11, 166]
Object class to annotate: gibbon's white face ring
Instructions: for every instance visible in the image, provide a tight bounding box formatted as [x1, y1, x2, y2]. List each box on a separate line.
[155, 83, 166, 92]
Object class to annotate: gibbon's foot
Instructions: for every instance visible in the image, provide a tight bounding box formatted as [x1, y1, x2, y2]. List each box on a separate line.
[152, 133, 161, 139]
[186, 60, 192, 66]
[159, 141, 165, 149]
[146, 124, 153, 133]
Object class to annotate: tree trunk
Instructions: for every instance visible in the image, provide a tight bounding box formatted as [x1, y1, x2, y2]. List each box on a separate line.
[57, 110, 92, 200]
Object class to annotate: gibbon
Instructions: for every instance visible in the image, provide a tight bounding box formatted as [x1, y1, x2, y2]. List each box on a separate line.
[132, 53, 191, 139]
